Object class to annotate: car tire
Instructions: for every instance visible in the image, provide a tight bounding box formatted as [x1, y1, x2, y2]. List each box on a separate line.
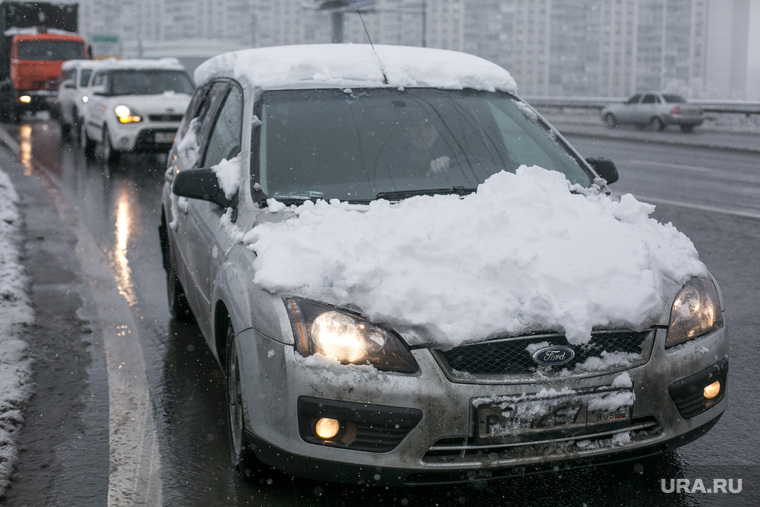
[650, 117, 665, 131]
[103, 127, 121, 165]
[166, 245, 193, 321]
[81, 122, 96, 159]
[225, 326, 258, 478]
[604, 113, 617, 129]
[73, 116, 83, 145]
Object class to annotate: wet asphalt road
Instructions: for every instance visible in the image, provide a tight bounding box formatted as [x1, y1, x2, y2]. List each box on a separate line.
[1, 117, 758, 506]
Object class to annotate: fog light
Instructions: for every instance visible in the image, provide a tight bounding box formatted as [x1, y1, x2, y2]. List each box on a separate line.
[19, 95, 31, 103]
[315, 417, 340, 439]
[703, 380, 721, 400]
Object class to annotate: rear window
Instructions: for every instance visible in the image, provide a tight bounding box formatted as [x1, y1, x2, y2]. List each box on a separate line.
[662, 94, 686, 103]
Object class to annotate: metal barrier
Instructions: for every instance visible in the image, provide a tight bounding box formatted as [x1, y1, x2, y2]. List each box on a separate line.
[524, 97, 760, 116]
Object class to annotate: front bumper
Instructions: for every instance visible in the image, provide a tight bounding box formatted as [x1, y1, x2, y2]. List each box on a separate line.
[664, 114, 704, 126]
[237, 325, 728, 486]
[105, 118, 180, 153]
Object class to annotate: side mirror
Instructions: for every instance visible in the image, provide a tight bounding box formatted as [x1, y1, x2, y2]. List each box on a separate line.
[586, 157, 619, 185]
[92, 85, 107, 96]
[172, 168, 235, 208]
[61, 79, 75, 89]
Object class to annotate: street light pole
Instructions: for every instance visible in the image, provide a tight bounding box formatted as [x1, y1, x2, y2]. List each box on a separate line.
[332, 10, 344, 43]
[421, 0, 426, 47]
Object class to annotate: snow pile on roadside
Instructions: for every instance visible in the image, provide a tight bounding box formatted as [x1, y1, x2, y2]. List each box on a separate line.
[246, 166, 706, 347]
[0, 168, 33, 497]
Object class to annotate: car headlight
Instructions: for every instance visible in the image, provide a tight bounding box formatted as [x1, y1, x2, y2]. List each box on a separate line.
[114, 104, 141, 123]
[666, 277, 723, 348]
[285, 298, 418, 373]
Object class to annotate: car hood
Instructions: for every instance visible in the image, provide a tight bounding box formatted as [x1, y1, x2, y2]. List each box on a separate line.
[244, 167, 707, 349]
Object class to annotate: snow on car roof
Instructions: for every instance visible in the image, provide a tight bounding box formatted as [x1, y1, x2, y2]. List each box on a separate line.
[92, 57, 186, 71]
[61, 59, 105, 70]
[194, 44, 518, 93]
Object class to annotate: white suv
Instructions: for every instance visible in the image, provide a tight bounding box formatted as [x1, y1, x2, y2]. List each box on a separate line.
[57, 59, 101, 140]
[81, 58, 193, 164]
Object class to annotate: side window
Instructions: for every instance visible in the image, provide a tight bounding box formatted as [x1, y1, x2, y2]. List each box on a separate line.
[202, 85, 243, 168]
[79, 69, 93, 88]
[172, 81, 231, 170]
[642, 94, 656, 104]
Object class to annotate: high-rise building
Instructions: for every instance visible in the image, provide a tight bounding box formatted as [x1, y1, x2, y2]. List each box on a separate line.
[75, 0, 757, 99]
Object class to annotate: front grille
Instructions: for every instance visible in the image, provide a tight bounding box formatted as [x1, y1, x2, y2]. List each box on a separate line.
[148, 114, 184, 122]
[422, 417, 661, 465]
[434, 330, 653, 380]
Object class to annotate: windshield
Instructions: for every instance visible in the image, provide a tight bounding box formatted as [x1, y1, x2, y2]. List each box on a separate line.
[17, 40, 84, 60]
[109, 69, 194, 96]
[256, 89, 592, 203]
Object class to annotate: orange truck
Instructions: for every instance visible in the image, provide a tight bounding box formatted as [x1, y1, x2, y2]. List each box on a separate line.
[0, 1, 88, 122]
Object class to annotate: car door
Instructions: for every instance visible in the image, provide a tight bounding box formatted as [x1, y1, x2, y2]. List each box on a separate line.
[638, 93, 658, 123]
[57, 66, 76, 124]
[74, 66, 94, 121]
[173, 80, 244, 325]
[84, 70, 109, 141]
[616, 94, 641, 123]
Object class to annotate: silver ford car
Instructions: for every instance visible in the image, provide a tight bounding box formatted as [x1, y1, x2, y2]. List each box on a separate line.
[159, 44, 728, 486]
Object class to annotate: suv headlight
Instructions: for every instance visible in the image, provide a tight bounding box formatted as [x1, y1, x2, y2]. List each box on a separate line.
[285, 298, 418, 373]
[114, 104, 142, 123]
[667, 276, 723, 348]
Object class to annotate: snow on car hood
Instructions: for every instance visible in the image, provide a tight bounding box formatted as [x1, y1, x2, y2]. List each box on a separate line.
[244, 166, 707, 348]
[194, 44, 518, 93]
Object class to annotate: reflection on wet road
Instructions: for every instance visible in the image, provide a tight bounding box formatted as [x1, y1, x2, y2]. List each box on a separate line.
[7, 117, 757, 506]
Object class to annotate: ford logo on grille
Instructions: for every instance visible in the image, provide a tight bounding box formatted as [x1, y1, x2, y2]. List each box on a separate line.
[532, 346, 575, 366]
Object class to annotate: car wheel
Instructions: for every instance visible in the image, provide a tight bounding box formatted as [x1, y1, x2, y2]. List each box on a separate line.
[166, 245, 193, 321]
[650, 117, 665, 131]
[225, 326, 257, 477]
[604, 113, 617, 128]
[103, 127, 121, 165]
[81, 122, 96, 159]
[680, 125, 695, 133]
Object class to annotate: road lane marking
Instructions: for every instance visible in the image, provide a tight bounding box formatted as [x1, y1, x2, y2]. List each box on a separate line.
[0, 124, 164, 505]
[638, 195, 760, 220]
[629, 159, 712, 173]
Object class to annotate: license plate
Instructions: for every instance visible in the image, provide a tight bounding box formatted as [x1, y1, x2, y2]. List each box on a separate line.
[155, 132, 175, 143]
[474, 390, 633, 445]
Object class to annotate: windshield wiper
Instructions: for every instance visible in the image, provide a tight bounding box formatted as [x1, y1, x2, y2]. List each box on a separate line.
[376, 186, 477, 201]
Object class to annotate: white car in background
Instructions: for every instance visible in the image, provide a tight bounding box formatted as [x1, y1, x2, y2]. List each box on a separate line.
[57, 59, 102, 140]
[601, 92, 704, 132]
[81, 58, 194, 164]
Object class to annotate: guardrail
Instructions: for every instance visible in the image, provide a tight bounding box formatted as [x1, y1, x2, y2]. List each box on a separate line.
[525, 97, 760, 116]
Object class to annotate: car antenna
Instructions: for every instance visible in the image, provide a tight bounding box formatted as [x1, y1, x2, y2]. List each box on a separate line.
[356, 5, 389, 85]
